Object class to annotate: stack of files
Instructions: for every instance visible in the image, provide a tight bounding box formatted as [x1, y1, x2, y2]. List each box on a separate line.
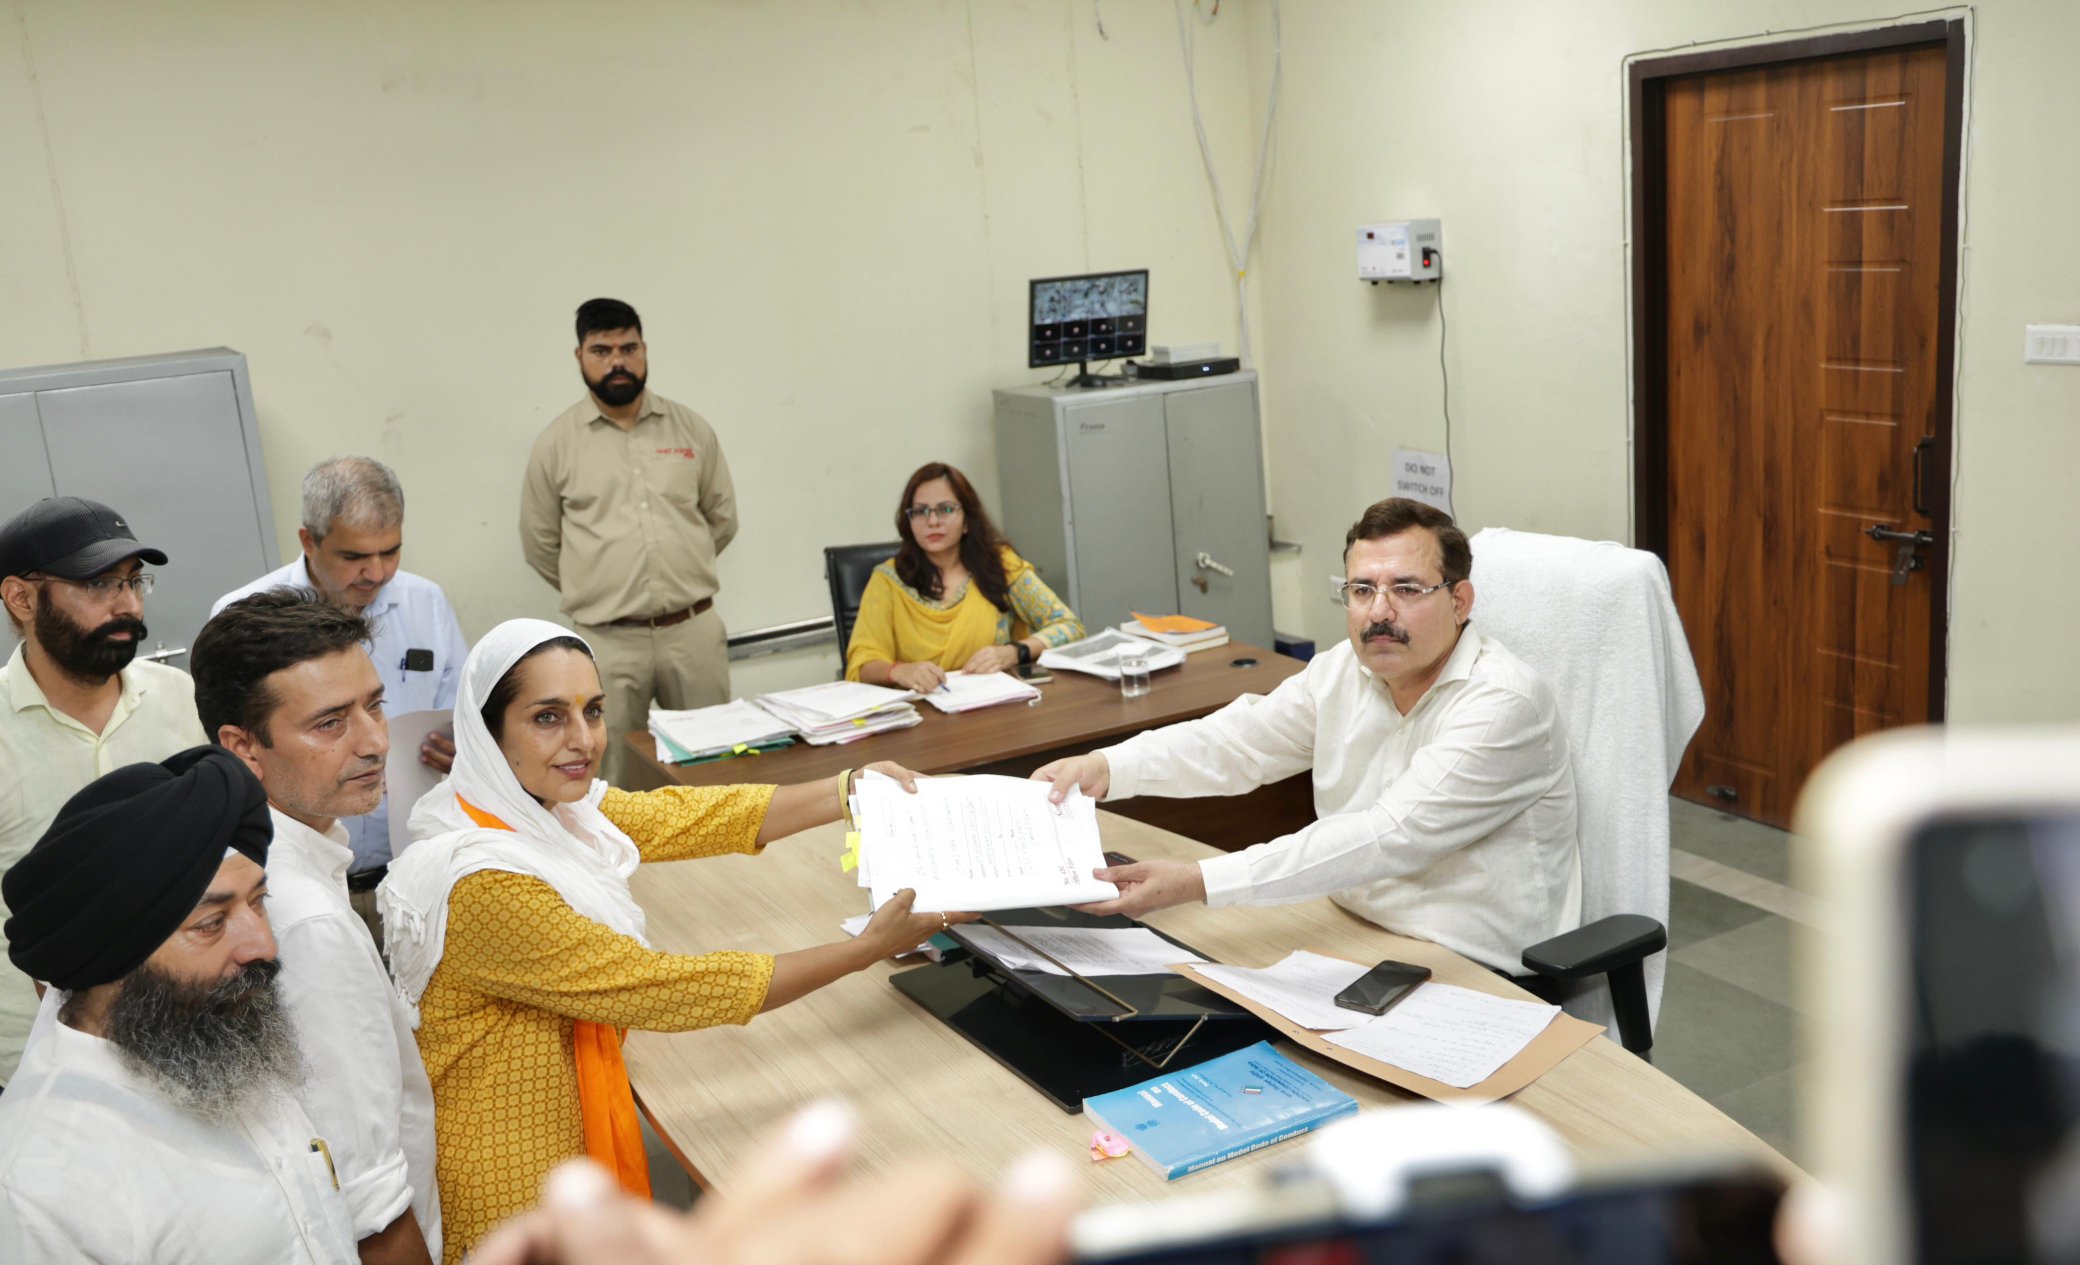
[1121, 612, 1230, 652]
[648, 699, 798, 763]
[848, 772, 1118, 912]
[921, 670, 1041, 715]
[1082, 1041, 1358, 1180]
[1039, 628, 1186, 681]
[756, 680, 921, 746]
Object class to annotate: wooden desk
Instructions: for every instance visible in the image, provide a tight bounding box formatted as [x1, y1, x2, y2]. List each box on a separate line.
[625, 813, 1798, 1203]
[624, 642, 1314, 852]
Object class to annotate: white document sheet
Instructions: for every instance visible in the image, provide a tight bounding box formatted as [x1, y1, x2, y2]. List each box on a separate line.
[852, 773, 1118, 912]
[649, 699, 796, 757]
[921, 671, 1040, 714]
[760, 680, 917, 724]
[384, 709, 452, 860]
[1325, 984, 1561, 1088]
[956, 926, 1205, 977]
[1192, 950, 1377, 1031]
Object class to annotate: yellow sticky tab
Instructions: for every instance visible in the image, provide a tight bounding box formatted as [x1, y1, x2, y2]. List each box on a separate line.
[840, 831, 862, 873]
[733, 743, 749, 754]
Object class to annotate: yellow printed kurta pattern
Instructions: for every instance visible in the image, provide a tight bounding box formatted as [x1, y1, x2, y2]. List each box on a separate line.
[417, 784, 778, 1262]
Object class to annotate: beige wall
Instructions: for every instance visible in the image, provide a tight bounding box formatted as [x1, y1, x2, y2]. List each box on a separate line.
[1246, 0, 2080, 721]
[0, 0, 1260, 694]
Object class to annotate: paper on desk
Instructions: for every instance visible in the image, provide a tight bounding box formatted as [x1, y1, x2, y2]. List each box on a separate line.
[1325, 984, 1561, 1089]
[920, 670, 1040, 714]
[384, 709, 452, 860]
[851, 772, 1118, 912]
[1192, 950, 1377, 1031]
[956, 926, 1206, 977]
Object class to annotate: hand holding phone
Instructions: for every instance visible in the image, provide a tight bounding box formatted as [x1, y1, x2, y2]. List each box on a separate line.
[1333, 959, 1431, 1016]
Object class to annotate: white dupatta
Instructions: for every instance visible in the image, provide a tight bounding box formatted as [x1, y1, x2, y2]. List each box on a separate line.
[378, 619, 649, 1025]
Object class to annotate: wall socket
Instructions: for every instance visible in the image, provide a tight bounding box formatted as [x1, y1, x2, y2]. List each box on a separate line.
[2025, 325, 2080, 365]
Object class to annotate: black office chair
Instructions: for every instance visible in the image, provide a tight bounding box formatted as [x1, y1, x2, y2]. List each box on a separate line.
[823, 542, 900, 667]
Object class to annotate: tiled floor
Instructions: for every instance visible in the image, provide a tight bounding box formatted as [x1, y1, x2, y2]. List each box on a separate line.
[1655, 797, 1812, 1165]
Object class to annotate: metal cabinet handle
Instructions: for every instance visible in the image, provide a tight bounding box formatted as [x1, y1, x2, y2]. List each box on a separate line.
[1194, 551, 1236, 577]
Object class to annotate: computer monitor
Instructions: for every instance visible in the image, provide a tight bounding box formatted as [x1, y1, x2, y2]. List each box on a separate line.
[1029, 269, 1148, 384]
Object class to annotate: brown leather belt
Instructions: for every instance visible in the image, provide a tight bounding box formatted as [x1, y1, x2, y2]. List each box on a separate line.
[606, 597, 712, 629]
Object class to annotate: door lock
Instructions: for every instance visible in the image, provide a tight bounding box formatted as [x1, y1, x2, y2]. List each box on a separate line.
[1194, 551, 1236, 577]
[1863, 525, 1934, 587]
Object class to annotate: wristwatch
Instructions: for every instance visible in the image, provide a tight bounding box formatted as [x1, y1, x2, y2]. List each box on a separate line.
[1015, 641, 1033, 666]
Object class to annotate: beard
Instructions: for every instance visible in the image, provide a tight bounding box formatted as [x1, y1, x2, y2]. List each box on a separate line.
[106, 958, 303, 1120]
[34, 599, 145, 681]
[585, 365, 646, 407]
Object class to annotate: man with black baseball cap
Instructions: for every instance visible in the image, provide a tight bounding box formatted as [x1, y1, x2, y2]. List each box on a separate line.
[0, 496, 205, 1086]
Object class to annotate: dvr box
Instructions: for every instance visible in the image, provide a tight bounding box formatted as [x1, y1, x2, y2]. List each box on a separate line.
[1135, 357, 1240, 380]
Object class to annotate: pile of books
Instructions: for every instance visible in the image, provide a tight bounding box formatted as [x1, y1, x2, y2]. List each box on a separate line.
[1120, 612, 1230, 652]
[755, 680, 921, 746]
[648, 699, 797, 764]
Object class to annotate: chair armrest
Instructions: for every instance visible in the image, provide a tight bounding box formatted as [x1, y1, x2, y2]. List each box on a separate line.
[1521, 914, 1667, 980]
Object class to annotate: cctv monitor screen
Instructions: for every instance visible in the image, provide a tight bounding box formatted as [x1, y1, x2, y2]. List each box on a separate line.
[1029, 270, 1148, 367]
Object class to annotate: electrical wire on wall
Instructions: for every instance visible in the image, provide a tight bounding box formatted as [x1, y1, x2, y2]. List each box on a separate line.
[1174, 0, 1282, 370]
[1435, 262, 1455, 518]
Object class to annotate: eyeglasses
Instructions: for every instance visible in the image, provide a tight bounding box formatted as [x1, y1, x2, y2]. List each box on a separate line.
[903, 502, 963, 523]
[1335, 578, 1451, 610]
[33, 572, 155, 600]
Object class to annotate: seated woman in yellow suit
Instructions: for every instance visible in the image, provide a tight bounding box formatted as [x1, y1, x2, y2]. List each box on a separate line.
[845, 462, 1085, 691]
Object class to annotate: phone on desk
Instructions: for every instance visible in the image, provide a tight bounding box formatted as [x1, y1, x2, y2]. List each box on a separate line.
[1798, 726, 2080, 1265]
[1015, 662, 1053, 684]
[1334, 959, 1431, 1016]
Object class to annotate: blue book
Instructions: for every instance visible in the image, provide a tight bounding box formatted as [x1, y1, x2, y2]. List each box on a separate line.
[1081, 1041, 1359, 1180]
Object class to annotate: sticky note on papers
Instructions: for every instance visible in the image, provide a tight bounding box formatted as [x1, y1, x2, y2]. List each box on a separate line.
[841, 831, 862, 873]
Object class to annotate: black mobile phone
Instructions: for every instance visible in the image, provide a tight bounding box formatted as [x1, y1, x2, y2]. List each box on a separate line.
[1015, 662, 1053, 684]
[1333, 959, 1431, 1016]
[401, 648, 435, 672]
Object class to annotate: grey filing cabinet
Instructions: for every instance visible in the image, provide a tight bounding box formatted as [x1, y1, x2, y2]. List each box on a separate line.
[0, 349, 280, 667]
[993, 372, 1272, 647]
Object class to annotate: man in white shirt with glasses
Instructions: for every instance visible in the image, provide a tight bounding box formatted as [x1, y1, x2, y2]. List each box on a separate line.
[0, 496, 206, 1086]
[1034, 497, 1580, 975]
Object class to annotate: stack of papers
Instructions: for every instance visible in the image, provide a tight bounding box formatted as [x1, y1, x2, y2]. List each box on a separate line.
[1039, 628, 1187, 681]
[956, 925, 1204, 977]
[849, 772, 1118, 912]
[648, 699, 797, 762]
[1122, 612, 1230, 652]
[1193, 951, 1561, 1089]
[921, 670, 1041, 714]
[756, 680, 921, 746]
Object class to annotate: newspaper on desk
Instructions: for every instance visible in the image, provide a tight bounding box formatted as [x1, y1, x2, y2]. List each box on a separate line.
[1037, 628, 1187, 681]
[849, 772, 1118, 913]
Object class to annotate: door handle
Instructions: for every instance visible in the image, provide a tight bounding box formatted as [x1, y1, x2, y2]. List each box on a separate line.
[1194, 551, 1236, 577]
[1912, 438, 1934, 516]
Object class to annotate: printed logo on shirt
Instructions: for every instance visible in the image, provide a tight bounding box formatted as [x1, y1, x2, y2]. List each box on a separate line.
[655, 447, 700, 460]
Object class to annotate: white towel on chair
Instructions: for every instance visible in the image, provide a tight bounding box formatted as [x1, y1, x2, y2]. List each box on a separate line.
[1469, 527, 1705, 1036]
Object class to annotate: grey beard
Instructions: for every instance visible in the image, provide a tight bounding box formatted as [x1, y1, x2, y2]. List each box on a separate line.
[106, 958, 304, 1120]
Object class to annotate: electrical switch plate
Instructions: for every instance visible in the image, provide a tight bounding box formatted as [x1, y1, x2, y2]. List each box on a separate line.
[2024, 325, 2080, 365]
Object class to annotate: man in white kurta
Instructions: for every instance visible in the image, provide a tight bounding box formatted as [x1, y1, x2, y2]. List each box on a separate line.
[0, 746, 358, 1264]
[193, 589, 441, 1261]
[1037, 498, 1581, 973]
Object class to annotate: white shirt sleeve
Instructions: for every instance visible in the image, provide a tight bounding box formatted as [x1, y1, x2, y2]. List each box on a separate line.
[274, 914, 416, 1240]
[1198, 681, 1561, 907]
[1102, 668, 1320, 801]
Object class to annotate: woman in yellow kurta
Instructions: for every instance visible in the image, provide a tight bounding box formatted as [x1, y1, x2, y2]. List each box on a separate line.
[845, 461, 1084, 690]
[379, 619, 956, 1262]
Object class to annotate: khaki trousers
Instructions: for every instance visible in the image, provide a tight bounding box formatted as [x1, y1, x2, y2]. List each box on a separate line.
[583, 606, 730, 786]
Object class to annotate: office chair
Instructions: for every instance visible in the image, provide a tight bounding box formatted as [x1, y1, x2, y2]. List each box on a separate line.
[1468, 527, 1706, 1058]
[823, 542, 900, 667]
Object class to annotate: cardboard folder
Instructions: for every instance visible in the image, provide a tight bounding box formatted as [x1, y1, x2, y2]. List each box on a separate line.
[1170, 951, 1605, 1105]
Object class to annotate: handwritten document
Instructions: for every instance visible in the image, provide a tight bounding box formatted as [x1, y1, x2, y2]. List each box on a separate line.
[1192, 950, 1377, 1031]
[852, 773, 1118, 912]
[957, 926, 1205, 977]
[1325, 984, 1559, 1088]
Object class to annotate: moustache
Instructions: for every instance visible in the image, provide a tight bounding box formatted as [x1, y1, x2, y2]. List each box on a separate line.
[93, 615, 148, 641]
[1361, 621, 1412, 645]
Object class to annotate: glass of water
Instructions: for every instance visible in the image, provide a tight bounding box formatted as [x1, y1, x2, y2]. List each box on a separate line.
[1117, 650, 1152, 699]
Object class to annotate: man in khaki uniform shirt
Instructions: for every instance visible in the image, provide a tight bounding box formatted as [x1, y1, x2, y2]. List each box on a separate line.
[521, 297, 739, 784]
[0, 497, 206, 1085]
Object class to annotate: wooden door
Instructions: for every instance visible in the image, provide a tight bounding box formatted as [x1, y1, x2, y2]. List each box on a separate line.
[1659, 43, 1955, 827]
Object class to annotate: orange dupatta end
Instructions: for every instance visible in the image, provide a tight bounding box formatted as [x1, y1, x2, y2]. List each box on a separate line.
[457, 796, 653, 1199]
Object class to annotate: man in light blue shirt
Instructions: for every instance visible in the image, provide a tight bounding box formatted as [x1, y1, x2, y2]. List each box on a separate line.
[214, 456, 468, 946]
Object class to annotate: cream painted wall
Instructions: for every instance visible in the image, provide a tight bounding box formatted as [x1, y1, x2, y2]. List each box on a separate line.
[0, 0, 1264, 693]
[1245, 0, 2080, 721]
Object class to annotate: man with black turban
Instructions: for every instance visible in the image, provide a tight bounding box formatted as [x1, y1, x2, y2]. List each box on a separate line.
[0, 746, 359, 1264]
